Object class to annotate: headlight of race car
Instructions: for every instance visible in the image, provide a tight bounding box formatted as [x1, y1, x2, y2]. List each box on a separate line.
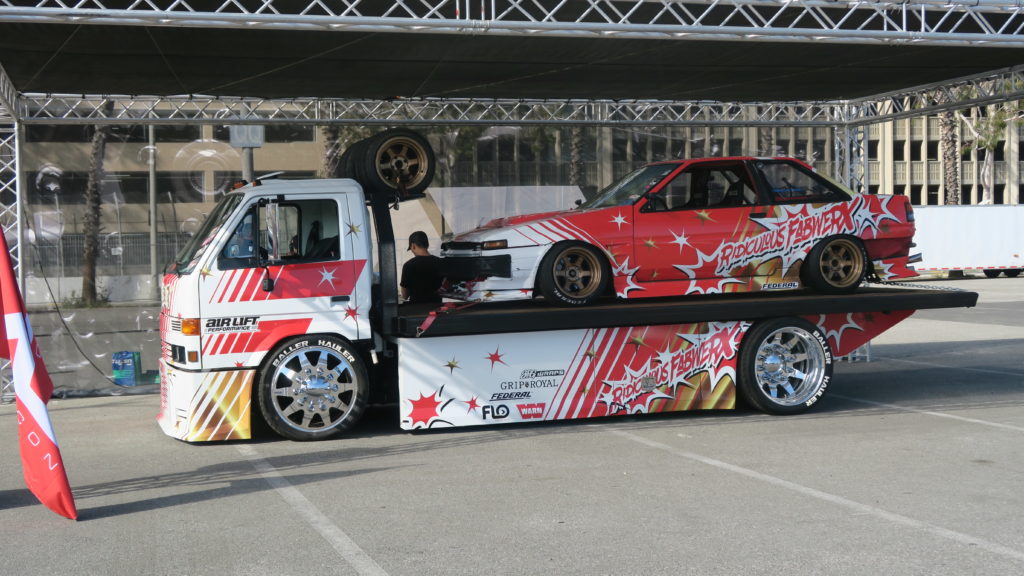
[481, 239, 508, 250]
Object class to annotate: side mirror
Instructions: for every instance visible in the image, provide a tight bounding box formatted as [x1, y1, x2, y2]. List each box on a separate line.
[261, 269, 275, 292]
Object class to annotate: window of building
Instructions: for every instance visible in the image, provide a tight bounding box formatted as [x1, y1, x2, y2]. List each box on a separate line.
[909, 143, 922, 162]
[927, 184, 940, 205]
[213, 124, 315, 144]
[994, 143, 1006, 162]
[893, 140, 906, 161]
[994, 184, 1005, 204]
[867, 140, 879, 160]
[927, 141, 939, 160]
[910, 185, 923, 205]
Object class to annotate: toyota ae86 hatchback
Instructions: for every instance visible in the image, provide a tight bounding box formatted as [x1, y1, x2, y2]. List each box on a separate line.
[440, 157, 917, 306]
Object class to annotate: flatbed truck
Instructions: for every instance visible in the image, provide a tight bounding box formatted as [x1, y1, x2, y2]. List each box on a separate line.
[156, 135, 977, 442]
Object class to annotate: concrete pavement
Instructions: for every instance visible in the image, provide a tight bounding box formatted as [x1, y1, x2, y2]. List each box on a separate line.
[1, 274, 1022, 576]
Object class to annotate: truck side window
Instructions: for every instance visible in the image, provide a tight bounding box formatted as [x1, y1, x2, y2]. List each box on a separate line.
[265, 199, 342, 263]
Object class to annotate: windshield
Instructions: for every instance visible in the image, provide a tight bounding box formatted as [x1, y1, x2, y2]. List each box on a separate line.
[167, 193, 244, 275]
[578, 164, 677, 209]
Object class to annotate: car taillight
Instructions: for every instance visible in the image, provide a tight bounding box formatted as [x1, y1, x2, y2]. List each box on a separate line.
[905, 202, 915, 223]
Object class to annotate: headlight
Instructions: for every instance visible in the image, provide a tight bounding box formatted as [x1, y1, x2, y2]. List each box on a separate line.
[481, 239, 508, 250]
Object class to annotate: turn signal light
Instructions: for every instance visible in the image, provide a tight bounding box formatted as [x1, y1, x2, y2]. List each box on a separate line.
[481, 240, 508, 250]
[180, 318, 201, 336]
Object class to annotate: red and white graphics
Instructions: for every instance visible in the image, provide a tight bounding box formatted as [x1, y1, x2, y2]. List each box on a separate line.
[442, 157, 917, 302]
[398, 321, 745, 430]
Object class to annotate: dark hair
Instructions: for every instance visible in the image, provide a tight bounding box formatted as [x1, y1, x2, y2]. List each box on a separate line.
[408, 231, 429, 249]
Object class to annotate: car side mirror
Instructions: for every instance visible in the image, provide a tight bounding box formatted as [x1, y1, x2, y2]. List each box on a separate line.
[261, 268, 275, 292]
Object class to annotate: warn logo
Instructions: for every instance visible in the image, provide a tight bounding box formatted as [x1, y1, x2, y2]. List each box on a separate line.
[517, 403, 545, 419]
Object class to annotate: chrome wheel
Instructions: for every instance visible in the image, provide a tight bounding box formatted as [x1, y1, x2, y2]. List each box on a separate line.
[752, 326, 828, 407]
[260, 337, 367, 440]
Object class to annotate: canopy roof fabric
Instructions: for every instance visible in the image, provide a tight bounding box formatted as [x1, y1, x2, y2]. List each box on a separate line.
[0, 23, 1022, 104]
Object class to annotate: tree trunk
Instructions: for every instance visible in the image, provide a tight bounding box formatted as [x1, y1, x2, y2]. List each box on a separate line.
[980, 149, 995, 204]
[939, 111, 960, 205]
[569, 126, 583, 187]
[81, 101, 114, 306]
[321, 126, 341, 178]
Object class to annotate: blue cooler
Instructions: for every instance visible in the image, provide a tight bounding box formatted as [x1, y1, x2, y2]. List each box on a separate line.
[112, 351, 141, 386]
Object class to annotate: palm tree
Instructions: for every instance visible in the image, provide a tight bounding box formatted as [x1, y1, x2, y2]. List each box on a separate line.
[939, 111, 960, 204]
[81, 100, 114, 305]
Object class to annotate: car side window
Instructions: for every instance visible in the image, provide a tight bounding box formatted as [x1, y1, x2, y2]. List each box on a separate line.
[218, 209, 260, 270]
[757, 161, 842, 203]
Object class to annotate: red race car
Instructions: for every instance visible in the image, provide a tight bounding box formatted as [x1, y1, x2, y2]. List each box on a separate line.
[441, 157, 917, 305]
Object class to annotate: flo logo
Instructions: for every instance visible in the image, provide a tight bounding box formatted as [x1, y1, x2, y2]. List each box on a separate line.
[481, 405, 510, 420]
[516, 403, 545, 419]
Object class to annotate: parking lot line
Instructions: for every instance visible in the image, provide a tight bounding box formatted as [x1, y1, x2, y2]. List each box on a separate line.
[830, 394, 1024, 433]
[236, 444, 389, 576]
[609, 428, 1024, 563]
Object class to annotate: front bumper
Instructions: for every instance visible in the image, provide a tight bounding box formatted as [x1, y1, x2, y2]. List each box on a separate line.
[158, 358, 255, 442]
[439, 253, 512, 280]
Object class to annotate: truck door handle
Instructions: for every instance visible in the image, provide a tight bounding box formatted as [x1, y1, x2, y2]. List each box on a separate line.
[750, 212, 767, 218]
[331, 295, 350, 303]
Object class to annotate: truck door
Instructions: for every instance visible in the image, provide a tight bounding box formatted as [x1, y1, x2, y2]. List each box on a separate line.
[199, 194, 366, 370]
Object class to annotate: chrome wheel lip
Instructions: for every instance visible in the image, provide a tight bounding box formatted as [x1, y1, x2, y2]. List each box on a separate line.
[753, 326, 827, 406]
[270, 345, 357, 433]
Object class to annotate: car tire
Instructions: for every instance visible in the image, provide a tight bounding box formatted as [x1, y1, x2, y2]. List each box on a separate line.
[536, 242, 610, 306]
[1004, 269, 1021, 278]
[737, 317, 833, 415]
[359, 129, 435, 199]
[983, 269, 1002, 278]
[802, 235, 868, 294]
[258, 335, 368, 441]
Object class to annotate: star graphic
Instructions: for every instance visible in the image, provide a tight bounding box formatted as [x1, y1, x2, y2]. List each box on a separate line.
[644, 238, 657, 249]
[585, 348, 597, 360]
[694, 210, 715, 223]
[485, 347, 508, 371]
[318, 266, 336, 287]
[444, 357, 460, 374]
[464, 396, 481, 413]
[346, 222, 362, 236]
[669, 229, 690, 253]
[235, 361, 245, 367]
[407, 391, 444, 428]
[344, 306, 359, 320]
[611, 213, 628, 230]
[629, 332, 646, 349]
[200, 267, 213, 279]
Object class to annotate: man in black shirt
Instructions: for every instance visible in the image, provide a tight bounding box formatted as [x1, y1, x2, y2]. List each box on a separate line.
[400, 231, 443, 304]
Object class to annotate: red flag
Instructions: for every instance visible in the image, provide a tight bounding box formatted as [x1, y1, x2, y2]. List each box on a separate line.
[0, 233, 77, 520]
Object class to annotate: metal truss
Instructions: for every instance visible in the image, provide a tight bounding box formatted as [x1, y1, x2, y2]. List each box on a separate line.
[848, 65, 1024, 126]
[17, 95, 850, 127]
[0, 63, 15, 123]
[0, 122, 16, 403]
[1, 0, 1023, 47]
[12, 64, 1024, 128]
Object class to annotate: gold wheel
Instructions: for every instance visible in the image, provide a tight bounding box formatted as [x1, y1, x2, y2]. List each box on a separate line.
[816, 237, 865, 290]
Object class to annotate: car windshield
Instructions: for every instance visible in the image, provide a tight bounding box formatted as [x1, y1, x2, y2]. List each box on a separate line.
[167, 193, 244, 275]
[578, 164, 677, 209]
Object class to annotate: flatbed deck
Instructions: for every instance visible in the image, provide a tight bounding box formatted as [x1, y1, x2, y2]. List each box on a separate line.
[395, 286, 978, 338]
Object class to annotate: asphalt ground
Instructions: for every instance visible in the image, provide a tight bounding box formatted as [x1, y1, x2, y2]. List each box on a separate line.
[2, 274, 1023, 576]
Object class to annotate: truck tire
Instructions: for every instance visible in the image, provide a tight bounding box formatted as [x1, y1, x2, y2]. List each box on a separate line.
[737, 317, 833, 415]
[359, 129, 435, 198]
[983, 269, 1002, 278]
[258, 335, 368, 441]
[802, 235, 867, 294]
[1005, 269, 1021, 278]
[536, 241, 609, 306]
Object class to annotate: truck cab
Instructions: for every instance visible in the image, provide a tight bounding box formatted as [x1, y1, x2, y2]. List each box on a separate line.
[159, 178, 377, 441]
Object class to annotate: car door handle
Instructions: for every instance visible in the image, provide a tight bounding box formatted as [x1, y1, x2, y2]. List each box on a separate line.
[331, 295, 350, 303]
[750, 212, 767, 218]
